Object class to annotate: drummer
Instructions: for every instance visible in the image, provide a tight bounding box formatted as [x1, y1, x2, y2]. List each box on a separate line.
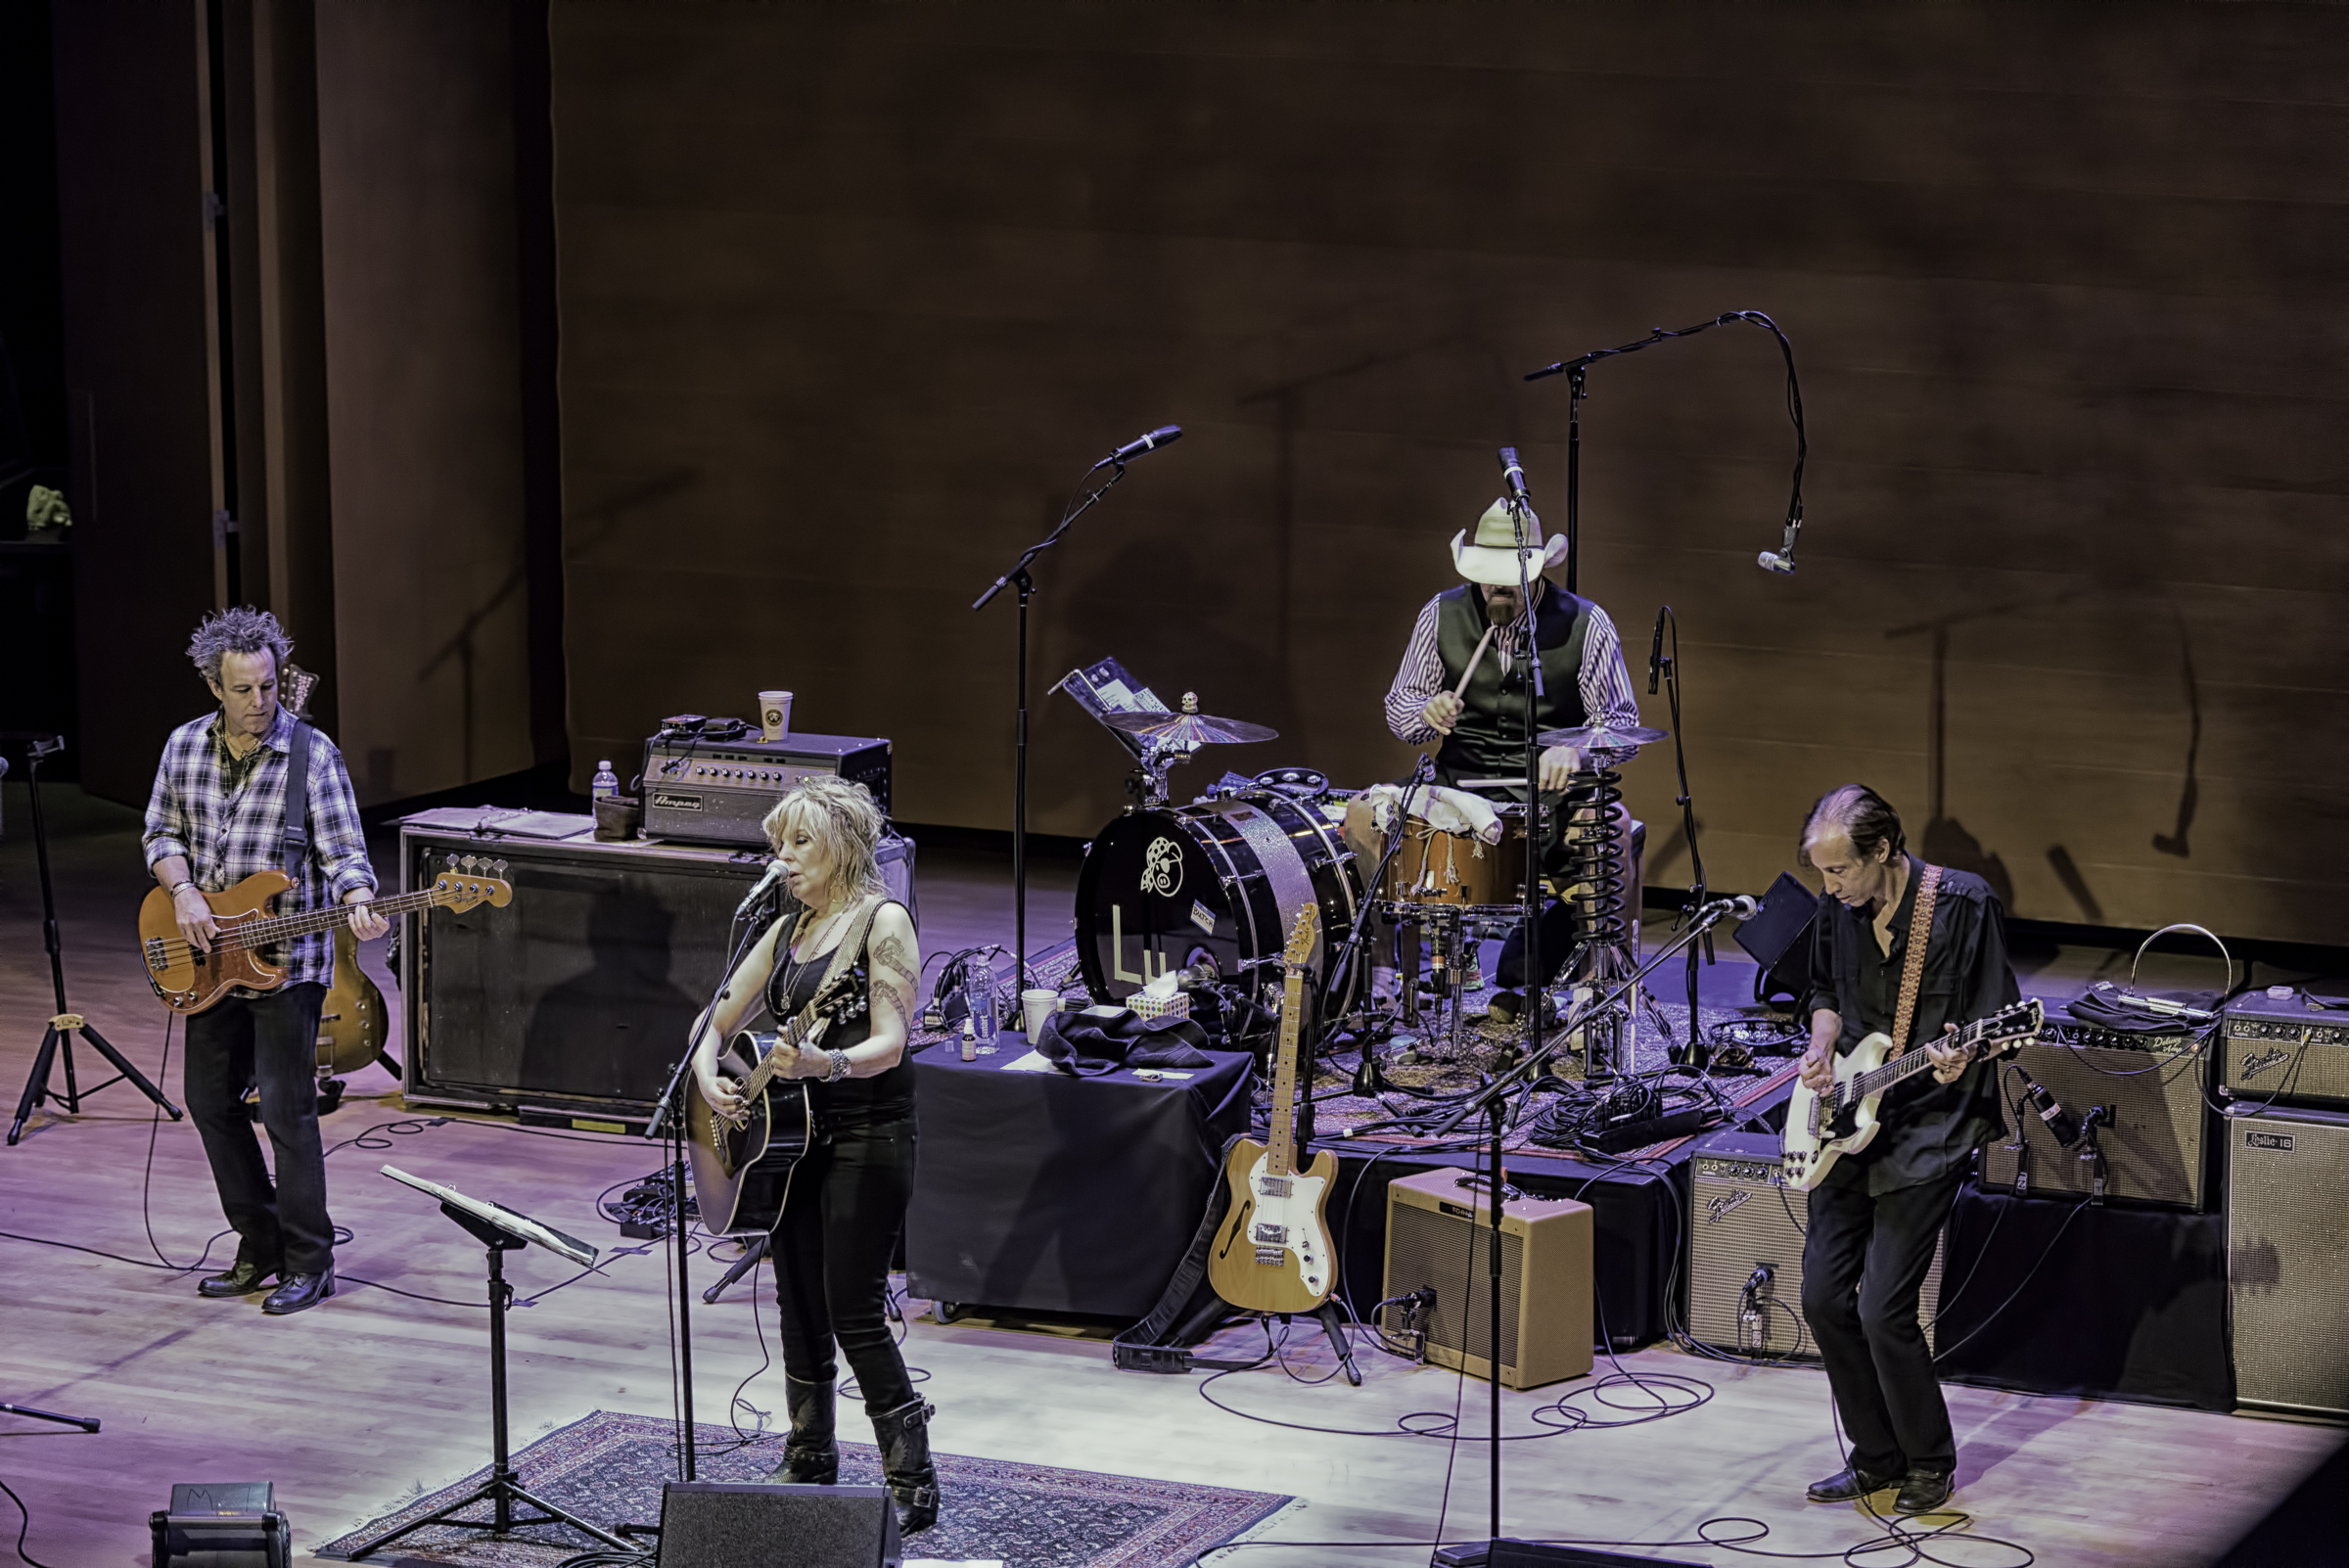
[1382, 496, 1644, 994]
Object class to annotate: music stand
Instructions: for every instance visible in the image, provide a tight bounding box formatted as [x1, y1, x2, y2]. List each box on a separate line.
[348, 1168, 632, 1558]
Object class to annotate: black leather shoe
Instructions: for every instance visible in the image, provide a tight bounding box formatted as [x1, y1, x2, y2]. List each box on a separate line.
[261, 1267, 336, 1315]
[1807, 1464, 1898, 1503]
[196, 1258, 279, 1299]
[1895, 1468, 1955, 1514]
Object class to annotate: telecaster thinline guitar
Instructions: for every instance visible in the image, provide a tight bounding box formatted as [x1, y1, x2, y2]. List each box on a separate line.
[139, 856, 513, 1015]
[1207, 905, 1338, 1314]
[685, 964, 868, 1237]
[1781, 997, 2045, 1192]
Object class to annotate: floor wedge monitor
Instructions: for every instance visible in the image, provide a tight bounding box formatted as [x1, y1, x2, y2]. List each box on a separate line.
[656, 1482, 901, 1568]
[1381, 1168, 1592, 1390]
[2226, 1105, 2349, 1417]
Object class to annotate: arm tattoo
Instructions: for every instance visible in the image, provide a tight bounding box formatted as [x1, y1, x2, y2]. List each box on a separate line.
[870, 933, 916, 982]
[870, 971, 915, 1028]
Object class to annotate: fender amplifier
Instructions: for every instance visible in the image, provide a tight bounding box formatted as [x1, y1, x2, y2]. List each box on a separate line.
[2226, 1105, 2349, 1416]
[643, 730, 891, 848]
[1380, 1168, 1592, 1390]
[1979, 1020, 2211, 1209]
[2220, 991, 2349, 1110]
[1686, 1131, 1944, 1358]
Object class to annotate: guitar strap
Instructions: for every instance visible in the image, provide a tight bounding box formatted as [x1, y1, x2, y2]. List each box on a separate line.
[280, 718, 313, 879]
[1889, 862, 1944, 1054]
[775, 896, 887, 1014]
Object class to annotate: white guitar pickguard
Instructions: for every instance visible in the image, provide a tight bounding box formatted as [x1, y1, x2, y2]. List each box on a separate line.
[1242, 1152, 1331, 1296]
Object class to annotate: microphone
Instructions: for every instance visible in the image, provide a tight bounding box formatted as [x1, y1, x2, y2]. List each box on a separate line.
[1647, 607, 1666, 696]
[1708, 894, 1763, 921]
[1099, 426, 1182, 468]
[2015, 1068, 2082, 1148]
[1497, 446, 1533, 510]
[1757, 550, 1795, 575]
[733, 858, 788, 917]
[1758, 508, 1802, 575]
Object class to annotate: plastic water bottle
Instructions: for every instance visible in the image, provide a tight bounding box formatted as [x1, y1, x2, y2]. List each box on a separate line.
[591, 760, 621, 803]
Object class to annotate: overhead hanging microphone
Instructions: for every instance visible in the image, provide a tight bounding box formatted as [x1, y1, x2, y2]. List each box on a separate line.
[1758, 500, 1803, 575]
[1095, 425, 1183, 469]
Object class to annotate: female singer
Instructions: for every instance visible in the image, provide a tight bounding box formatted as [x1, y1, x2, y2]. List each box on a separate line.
[692, 774, 933, 1532]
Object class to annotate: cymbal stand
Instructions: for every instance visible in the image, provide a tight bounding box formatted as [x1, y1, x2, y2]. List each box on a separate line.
[1651, 605, 1714, 1069]
[8, 737, 183, 1145]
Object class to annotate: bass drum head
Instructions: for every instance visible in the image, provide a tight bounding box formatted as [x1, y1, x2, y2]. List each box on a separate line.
[1076, 793, 1360, 1027]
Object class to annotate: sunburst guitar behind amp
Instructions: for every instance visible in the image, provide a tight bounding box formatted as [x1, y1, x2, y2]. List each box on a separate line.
[1380, 1169, 1592, 1390]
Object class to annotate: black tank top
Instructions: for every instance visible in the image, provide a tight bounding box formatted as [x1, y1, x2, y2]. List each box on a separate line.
[762, 902, 915, 1124]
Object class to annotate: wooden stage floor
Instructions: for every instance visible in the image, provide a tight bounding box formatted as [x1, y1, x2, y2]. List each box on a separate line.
[2, 782, 2338, 1566]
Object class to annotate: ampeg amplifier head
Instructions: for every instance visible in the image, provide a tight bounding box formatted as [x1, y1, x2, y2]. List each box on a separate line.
[2221, 990, 2349, 1111]
[642, 731, 891, 849]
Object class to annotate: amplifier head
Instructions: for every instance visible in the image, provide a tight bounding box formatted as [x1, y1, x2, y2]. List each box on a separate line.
[2221, 991, 2349, 1110]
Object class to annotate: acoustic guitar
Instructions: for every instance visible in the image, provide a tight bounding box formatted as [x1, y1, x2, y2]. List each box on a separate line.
[686, 963, 869, 1237]
[1781, 996, 2044, 1191]
[1207, 905, 1337, 1314]
[139, 856, 513, 1016]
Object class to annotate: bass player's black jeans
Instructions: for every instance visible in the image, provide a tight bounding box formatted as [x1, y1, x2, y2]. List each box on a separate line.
[769, 1110, 918, 1414]
[1801, 1168, 1964, 1477]
[183, 983, 336, 1276]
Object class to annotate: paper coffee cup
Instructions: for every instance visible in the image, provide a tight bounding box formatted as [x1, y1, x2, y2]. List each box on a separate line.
[1021, 988, 1060, 1038]
[759, 690, 793, 742]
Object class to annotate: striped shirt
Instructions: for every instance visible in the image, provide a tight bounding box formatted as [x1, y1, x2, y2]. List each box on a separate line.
[143, 707, 377, 990]
[1384, 585, 1643, 761]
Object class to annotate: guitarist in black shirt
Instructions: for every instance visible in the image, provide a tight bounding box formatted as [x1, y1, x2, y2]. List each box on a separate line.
[1794, 786, 2019, 1517]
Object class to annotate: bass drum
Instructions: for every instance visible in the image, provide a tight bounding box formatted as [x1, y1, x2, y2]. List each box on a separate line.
[1077, 792, 1361, 1025]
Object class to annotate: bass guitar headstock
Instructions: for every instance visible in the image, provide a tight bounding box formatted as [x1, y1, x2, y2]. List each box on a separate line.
[432, 854, 515, 912]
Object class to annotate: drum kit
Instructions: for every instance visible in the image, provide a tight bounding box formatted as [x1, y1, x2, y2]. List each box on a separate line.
[1066, 663, 1674, 1069]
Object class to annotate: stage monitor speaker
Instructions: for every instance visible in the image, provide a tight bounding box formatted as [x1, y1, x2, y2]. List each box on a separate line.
[400, 809, 769, 1123]
[1686, 1131, 1944, 1358]
[2220, 991, 2349, 1110]
[2226, 1105, 2349, 1417]
[149, 1481, 291, 1568]
[1978, 1021, 2210, 1209]
[656, 1482, 900, 1568]
[1730, 872, 1817, 1007]
[1381, 1169, 1592, 1390]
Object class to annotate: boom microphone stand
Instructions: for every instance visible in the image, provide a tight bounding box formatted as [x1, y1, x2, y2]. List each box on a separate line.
[973, 426, 1180, 978]
[8, 736, 183, 1144]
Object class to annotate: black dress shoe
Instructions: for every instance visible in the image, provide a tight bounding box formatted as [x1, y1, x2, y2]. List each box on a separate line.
[261, 1267, 336, 1315]
[1895, 1468, 1955, 1514]
[196, 1258, 279, 1299]
[1807, 1464, 1899, 1503]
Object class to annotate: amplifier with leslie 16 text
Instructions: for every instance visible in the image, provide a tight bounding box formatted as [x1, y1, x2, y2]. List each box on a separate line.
[642, 729, 891, 849]
[2220, 989, 2349, 1111]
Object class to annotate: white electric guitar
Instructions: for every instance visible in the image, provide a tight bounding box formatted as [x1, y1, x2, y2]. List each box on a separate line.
[1782, 997, 2044, 1192]
[1206, 905, 1336, 1314]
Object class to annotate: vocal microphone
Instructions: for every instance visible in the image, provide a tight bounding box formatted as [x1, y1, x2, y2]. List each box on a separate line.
[1647, 606, 1667, 696]
[1497, 446, 1534, 510]
[1097, 425, 1182, 468]
[1709, 894, 1763, 921]
[733, 858, 788, 917]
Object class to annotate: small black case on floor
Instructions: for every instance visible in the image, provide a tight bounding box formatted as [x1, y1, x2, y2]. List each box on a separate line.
[149, 1481, 292, 1568]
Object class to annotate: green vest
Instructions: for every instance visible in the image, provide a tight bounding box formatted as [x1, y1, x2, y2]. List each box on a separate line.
[1433, 580, 1591, 782]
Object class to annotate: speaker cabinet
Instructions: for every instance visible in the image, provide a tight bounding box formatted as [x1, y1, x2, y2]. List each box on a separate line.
[1979, 1023, 2211, 1210]
[1381, 1169, 1592, 1390]
[657, 1482, 900, 1568]
[2227, 1105, 2349, 1417]
[2221, 992, 2349, 1110]
[1686, 1131, 1944, 1358]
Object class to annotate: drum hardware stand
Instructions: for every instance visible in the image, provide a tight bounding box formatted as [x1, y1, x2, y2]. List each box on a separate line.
[974, 451, 1140, 977]
[7, 737, 184, 1145]
[1650, 605, 1715, 1070]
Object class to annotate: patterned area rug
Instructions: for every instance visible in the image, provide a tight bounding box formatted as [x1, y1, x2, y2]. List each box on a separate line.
[316, 1410, 1291, 1567]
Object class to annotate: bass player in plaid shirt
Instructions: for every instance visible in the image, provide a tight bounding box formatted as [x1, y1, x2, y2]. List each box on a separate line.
[143, 608, 386, 1315]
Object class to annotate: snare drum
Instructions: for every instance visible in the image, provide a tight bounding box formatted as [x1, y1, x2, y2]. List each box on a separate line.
[1375, 805, 1530, 911]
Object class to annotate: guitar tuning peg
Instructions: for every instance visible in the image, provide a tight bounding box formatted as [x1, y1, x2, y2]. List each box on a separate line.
[445, 853, 458, 868]
[492, 859, 507, 875]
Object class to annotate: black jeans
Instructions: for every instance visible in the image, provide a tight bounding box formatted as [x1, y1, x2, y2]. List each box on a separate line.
[183, 983, 336, 1275]
[770, 1112, 917, 1416]
[1801, 1170, 1964, 1476]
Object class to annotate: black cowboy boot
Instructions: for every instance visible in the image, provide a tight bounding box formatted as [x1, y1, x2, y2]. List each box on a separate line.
[870, 1397, 938, 1534]
[761, 1375, 838, 1486]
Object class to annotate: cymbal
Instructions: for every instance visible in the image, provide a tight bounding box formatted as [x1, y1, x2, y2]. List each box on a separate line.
[1104, 691, 1278, 747]
[1538, 721, 1671, 751]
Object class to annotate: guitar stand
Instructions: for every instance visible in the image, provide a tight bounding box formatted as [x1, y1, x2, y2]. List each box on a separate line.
[345, 1204, 632, 1559]
[8, 738, 182, 1145]
[1239, 1303, 1361, 1387]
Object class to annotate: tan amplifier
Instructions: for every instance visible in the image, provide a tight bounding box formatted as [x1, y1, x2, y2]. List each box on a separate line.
[1980, 1021, 2210, 1209]
[1380, 1169, 1591, 1390]
[2226, 1105, 2349, 1416]
[2221, 991, 2349, 1110]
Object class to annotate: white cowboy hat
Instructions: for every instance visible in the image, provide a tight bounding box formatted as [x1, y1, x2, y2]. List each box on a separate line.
[1450, 497, 1567, 586]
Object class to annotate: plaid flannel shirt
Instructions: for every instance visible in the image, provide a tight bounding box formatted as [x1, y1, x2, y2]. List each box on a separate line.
[142, 707, 377, 991]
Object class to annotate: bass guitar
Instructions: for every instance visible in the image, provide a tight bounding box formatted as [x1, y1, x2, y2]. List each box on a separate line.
[139, 856, 513, 1015]
[686, 963, 869, 1237]
[1782, 996, 2045, 1192]
[1207, 905, 1337, 1314]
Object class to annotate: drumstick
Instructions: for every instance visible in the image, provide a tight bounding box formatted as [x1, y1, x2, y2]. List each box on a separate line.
[1451, 625, 1497, 701]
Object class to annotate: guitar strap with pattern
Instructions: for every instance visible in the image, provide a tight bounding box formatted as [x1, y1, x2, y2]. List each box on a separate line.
[775, 896, 886, 1027]
[1889, 863, 1944, 1054]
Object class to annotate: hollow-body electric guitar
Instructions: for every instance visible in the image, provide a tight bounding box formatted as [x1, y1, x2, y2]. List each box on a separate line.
[686, 963, 869, 1236]
[1781, 997, 2045, 1192]
[139, 857, 513, 1015]
[1208, 905, 1337, 1314]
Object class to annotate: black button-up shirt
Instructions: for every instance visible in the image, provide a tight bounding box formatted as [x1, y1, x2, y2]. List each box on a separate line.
[1804, 856, 2019, 1195]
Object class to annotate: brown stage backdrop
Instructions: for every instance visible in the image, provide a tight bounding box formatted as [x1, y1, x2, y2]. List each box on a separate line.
[549, 1, 2349, 944]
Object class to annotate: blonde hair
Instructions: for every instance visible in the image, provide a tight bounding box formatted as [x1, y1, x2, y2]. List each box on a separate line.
[762, 775, 887, 904]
